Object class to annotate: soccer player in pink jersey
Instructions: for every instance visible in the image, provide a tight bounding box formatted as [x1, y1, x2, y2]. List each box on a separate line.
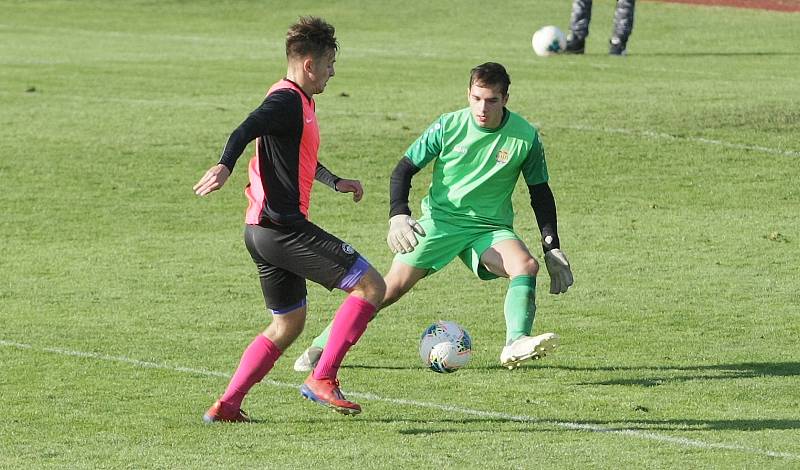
[193, 17, 385, 420]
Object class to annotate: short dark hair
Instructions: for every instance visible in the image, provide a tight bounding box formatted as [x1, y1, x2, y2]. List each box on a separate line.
[469, 62, 511, 95]
[285, 16, 338, 60]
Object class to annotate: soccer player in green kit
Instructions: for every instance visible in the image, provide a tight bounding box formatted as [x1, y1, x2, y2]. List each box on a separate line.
[295, 62, 574, 370]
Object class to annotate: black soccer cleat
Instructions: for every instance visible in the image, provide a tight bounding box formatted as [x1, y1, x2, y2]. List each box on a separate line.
[565, 33, 585, 54]
[609, 37, 627, 56]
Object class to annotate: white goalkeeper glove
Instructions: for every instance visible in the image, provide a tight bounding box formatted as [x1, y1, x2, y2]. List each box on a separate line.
[544, 248, 574, 294]
[387, 214, 426, 254]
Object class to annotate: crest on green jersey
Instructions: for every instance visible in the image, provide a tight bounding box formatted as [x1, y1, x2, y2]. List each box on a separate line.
[495, 149, 510, 164]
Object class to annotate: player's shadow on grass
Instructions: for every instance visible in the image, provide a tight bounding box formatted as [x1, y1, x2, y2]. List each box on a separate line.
[344, 362, 800, 378]
[540, 362, 800, 386]
[270, 417, 511, 430]
[270, 416, 800, 433]
[563, 418, 800, 432]
[391, 418, 543, 435]
[343, 364, 551, 371]
[394, 418, 800, 434]
[343, 364, 420, 371]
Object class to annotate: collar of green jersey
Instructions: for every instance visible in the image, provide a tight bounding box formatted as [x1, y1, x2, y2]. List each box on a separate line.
[470, 108, 510, 133]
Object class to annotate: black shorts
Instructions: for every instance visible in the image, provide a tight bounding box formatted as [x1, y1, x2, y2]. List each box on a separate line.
[243, 220, 360, 312]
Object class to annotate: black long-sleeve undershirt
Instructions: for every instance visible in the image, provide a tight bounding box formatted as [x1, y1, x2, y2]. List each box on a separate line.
[388, 157, 421, 217]
[216, 88, 338, 190]
[218, 89, 297, 172]
[315, 162, 340, 191]
[528, 182, 560, 251]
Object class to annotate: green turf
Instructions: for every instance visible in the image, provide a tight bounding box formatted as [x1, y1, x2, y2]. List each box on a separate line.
[2, 0, 799, 467]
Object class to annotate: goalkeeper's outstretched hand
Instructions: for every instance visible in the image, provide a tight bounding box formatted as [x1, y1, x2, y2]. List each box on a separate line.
[387, 215, 426, 254]
[544, 248, 574, 294]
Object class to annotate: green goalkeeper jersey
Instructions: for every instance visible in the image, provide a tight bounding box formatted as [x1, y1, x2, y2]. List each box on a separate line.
[404, 107, 548, 229]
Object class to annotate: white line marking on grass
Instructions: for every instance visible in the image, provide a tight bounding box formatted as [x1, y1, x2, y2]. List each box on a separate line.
[350, 393, 799, 459]
[2, 339, 797, 460]
[3, 87, 792, 159]
[0, 340, 32, 349]
[0, 23, 280, 48]
[0, 91, 409, 119]
[561, 124, 800, 157]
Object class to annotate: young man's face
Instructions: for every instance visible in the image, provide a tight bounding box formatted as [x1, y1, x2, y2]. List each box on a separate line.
[467, 82, 508, 129]
[307, 49, 336, 94]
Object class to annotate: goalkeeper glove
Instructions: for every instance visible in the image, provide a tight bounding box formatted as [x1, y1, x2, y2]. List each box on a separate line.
[544, 248, 574, 294]
[387, 215, 426, 254]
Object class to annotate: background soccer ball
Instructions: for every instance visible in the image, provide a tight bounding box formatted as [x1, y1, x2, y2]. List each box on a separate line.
[419, 320, 473, 373]
[532, 25, 566, 57]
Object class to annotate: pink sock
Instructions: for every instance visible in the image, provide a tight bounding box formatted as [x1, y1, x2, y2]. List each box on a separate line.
[220, 334, 282, 409]
[313, 295, 375, 380]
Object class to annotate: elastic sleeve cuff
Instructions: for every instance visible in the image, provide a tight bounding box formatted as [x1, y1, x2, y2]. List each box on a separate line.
[217, 159, 235, 173]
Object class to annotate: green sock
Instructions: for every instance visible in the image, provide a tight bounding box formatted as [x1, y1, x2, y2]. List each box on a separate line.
[503, 275, 536, 346]
[310, 323, 333, 349]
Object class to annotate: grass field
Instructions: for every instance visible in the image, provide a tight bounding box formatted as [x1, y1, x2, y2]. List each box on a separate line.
[2, 0, 799, 467]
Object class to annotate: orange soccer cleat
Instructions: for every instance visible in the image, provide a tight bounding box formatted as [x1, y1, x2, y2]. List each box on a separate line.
[202, 400, 251, 424]
[300, 374, 362, 416]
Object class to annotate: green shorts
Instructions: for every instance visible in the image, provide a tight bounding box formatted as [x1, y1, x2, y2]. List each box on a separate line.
[394, 216, 520, 280]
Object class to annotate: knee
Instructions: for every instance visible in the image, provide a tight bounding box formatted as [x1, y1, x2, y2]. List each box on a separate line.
[352, 268, 386, 306]
[266, 309, 307, 349]
[511, 257, 539, 277]
[526, 257, 540, 276]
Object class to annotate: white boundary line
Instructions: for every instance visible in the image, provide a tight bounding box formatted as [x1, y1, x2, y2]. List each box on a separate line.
[2, 85, 796, 159]
[560, 124, 800, 158]
[2, 339, 797, 460]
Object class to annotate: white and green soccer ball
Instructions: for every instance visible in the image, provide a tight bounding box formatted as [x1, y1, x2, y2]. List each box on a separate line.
[532, 25, 566, 57]
[419, 320, 472, 373]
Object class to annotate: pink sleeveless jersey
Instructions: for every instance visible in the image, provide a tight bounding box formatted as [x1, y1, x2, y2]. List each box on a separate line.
[245, 79, 320, 224]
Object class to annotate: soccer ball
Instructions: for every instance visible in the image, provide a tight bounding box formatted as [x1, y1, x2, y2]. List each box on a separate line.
[532, 25, 566, 57]
[419, 320, 472, 373]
